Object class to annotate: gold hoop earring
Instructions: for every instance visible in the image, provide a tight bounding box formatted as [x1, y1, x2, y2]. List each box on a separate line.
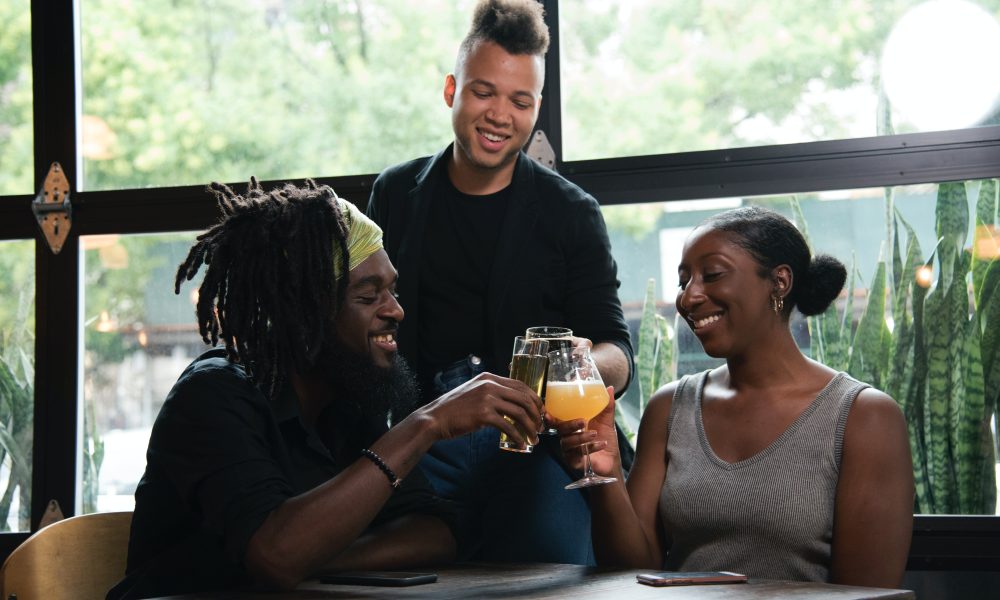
[770, 294, 784, 315]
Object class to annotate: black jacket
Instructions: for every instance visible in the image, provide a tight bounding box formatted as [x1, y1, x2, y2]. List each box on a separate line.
[367, 146, 633, 394]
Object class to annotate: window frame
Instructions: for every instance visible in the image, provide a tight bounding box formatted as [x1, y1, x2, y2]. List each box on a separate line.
[0, 0, 996, 569]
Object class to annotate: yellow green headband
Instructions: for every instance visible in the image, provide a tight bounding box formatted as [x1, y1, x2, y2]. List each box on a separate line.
[333, 196, 383, 280]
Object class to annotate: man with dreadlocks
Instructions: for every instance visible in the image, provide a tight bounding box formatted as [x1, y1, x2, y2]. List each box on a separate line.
[367, 0, 633, 566]
[108, 179, 541, 599]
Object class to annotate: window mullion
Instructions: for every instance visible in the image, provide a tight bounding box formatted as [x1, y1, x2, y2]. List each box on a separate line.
[30, 0, 81, 528]
[536, 0, 563, 168]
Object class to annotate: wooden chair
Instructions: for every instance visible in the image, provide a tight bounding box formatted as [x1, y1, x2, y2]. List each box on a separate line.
[0, 511, 132, 600]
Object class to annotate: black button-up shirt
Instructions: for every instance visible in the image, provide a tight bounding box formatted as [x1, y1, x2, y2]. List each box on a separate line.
[108, 349, 453, 599]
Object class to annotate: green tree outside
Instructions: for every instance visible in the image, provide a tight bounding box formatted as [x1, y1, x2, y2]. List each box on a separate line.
[0, 0, 32, 196]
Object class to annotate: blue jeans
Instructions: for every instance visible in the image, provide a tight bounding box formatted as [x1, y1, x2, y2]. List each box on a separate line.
[420, 355, 595, 565]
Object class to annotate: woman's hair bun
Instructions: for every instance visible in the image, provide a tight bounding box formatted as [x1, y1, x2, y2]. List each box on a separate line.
[794, 254, 847, 316]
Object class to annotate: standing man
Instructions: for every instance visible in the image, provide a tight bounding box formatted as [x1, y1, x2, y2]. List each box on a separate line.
[367, 0, 633, 565]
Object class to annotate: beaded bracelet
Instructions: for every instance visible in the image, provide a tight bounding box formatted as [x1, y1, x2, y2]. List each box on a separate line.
[360, 448, 402, 489]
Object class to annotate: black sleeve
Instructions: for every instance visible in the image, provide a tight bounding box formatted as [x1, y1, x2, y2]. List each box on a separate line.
[366, 170, 391, 241]
[365, 173, 384, 223]
[147, 360, 292, 565]
[562, 189, 635, 393]
[367, 168, 405, 267]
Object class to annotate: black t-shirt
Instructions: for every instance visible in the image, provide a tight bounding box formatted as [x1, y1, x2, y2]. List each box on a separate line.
[417, 171, 510, 379]
[107, 349, 455, 600]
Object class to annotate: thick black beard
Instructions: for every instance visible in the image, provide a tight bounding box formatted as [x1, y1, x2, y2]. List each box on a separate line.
[312, 342, 421, 426]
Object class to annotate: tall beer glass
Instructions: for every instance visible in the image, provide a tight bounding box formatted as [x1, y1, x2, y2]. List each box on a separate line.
[546, 346, 617, 489]
[524, 326, 573, 434]
[499, 336, 549, 453]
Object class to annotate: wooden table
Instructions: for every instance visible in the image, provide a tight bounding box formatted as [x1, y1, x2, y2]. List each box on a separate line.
[153, 563, 915, 599]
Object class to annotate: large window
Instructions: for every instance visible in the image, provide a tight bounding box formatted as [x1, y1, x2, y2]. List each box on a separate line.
[560, 0, 1000, 161]
[1, 0, 998, 571]
[79, 0, 475, 190]
[0, 0, 32, 195]
[81, 233, 200, 512]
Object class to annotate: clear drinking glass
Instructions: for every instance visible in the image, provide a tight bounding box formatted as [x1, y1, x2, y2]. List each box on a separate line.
[525, 326, 574, 352]
[524, 326, 574, 434]
[499, 336, 549, 453]
[546, 346, 617, 489]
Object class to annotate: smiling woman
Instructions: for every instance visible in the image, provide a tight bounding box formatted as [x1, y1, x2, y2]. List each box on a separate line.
[559, 205, 914, 588]
[602, 179, 1000, 519]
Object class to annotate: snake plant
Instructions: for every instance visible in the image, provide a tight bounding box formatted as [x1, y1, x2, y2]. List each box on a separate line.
[616, 278, 677, 443]
[805, 180, 999, 514]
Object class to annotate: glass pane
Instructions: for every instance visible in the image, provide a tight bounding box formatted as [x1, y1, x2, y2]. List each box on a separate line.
[604, 178, 1000, 515]
[80, 0, 475, 191]
[561, 0, 1000, 161]
[0, 0, 33, 195]
[81, 232, 203, 513]
[0, 240, 35, 531]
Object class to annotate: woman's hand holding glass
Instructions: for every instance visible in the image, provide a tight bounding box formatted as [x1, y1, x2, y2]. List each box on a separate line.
[524, 326, 595, 434]
[545, 346, 618, 489]
[550, 387, 619, 480]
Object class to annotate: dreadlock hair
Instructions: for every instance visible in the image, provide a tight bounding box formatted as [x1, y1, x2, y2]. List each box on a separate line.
[457, 0, 550, 72]
[174, 178, 351, 398]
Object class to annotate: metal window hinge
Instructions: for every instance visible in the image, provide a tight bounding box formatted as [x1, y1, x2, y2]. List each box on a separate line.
[32, 162, 72, 254]
[526, 129, 556, 171]
[38, 499, 64, 529]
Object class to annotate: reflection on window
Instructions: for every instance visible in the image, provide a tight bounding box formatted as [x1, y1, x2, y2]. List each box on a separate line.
[79, 0, 474, 191]
[560, 0, 1000, 161]
[0, 240, 35, 531]
[0, 1, 33, 196]
[81, 233, 202, 513]
[603, 179, 1000, 515]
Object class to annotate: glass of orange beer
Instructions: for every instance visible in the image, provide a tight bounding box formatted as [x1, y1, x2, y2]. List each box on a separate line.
[545, 346, 617, 489]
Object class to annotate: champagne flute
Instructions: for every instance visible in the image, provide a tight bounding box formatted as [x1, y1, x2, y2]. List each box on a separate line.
[499, 336, 549, 453]
[545, 346, 617, 489]
[524, 326, 574, 434]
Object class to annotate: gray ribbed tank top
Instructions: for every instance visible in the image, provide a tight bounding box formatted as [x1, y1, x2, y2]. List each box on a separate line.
[658, 370, 867, 581]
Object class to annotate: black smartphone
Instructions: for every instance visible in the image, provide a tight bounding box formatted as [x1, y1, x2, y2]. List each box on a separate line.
[319, 571, 438, 587]
[636, 571, 748, 586]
